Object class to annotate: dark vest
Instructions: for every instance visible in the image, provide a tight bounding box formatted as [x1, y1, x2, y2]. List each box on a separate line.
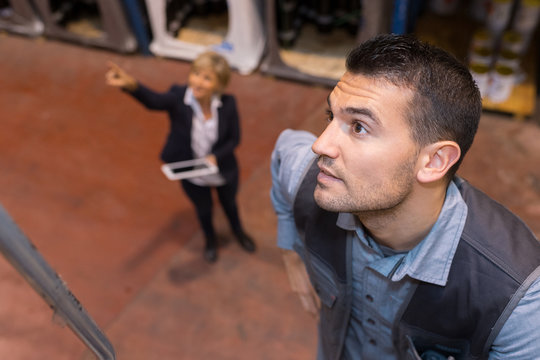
[293, 161, 540, 360]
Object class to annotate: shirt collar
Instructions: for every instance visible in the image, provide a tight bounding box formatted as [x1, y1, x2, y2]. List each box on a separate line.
[184, 87, 222, 109]
[337, 180, 468, 286]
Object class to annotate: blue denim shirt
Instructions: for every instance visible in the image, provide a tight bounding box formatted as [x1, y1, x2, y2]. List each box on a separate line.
[271, 129, 540, 359]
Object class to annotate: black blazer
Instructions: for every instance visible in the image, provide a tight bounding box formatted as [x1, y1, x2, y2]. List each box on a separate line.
[128, 84, 240, 184]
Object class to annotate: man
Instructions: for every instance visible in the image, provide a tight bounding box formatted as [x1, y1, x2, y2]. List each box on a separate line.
[271, 34, 540, 359]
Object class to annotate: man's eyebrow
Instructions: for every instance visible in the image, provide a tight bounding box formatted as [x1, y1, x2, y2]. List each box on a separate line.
[345, 107, 379, 124]
[327, 94, 381, 126]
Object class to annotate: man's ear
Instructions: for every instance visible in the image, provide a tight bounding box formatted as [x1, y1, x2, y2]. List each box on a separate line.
[416, 141, 461, 183]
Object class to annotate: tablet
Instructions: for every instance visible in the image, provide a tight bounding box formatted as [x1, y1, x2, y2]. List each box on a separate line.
[160, 158, 218, 181]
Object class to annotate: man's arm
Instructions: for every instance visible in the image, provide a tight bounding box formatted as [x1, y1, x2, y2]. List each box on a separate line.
[281, 249, 320, 317]
[270, 129, 319, 315]
[489, 274, 540, 359]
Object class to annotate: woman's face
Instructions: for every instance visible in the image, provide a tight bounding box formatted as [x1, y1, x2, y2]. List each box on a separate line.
[188, 67, 220, 103]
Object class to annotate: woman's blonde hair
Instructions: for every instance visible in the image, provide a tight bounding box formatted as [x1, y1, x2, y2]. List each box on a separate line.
[191, 51, 231, 92]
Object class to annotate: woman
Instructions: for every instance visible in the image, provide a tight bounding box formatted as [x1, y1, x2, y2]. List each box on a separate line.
[105, 51, 255, 263]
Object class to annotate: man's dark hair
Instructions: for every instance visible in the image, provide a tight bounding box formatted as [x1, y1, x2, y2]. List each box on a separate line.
[346, 34, 482, 178]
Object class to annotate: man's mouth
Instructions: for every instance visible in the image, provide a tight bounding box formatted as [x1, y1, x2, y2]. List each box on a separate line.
[317, 164, 341, 182]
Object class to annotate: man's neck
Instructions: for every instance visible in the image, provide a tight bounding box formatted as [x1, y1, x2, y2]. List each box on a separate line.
[356, 181, 449, 252]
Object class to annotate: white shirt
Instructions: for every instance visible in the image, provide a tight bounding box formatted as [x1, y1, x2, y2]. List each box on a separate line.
[184, 87, 225, 186]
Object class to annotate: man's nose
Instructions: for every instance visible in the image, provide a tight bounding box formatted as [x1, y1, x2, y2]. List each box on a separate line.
[312, 120, 339, 159]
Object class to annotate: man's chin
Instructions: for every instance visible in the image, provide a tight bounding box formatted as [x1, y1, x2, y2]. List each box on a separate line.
[313, 188, 337, 212]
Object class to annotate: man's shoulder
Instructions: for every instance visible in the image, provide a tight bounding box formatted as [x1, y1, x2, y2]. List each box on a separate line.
[271, 129, 318, 209]
[275, 129, 317, 150]
[457, 177, 536, 237]
[456, 178, 533, 233]
[456, 178, 540, 277]
[273, 129, 317, 176]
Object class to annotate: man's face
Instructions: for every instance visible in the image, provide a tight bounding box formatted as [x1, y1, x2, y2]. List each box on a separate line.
[312, 72, 421, 215]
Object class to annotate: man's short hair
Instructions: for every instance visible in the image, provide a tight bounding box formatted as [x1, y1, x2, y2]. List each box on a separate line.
[346, 34, 482, 178]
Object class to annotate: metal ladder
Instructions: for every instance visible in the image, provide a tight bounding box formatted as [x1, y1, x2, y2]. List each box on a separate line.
[0, 204, 116, 360]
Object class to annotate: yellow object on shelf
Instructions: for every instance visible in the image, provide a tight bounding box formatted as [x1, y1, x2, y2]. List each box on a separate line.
[415, 7, 537, 119]
[481, 43, 537, 119]
[482, 73, 536, 119]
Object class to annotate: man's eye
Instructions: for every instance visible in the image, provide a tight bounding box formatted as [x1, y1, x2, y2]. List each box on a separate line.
[352, 122, 366, 134]
[325, 110, 333, 122]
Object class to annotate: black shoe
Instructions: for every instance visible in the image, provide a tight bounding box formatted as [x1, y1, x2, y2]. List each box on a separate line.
[236, 232, 256, 253]
[204, 237, 218, 263]
[204, 244, 218, 263]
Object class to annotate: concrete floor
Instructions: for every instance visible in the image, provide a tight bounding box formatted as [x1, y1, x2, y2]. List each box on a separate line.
[0, 33, 539, 360]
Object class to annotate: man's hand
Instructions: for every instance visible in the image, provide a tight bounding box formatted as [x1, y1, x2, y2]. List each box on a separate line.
[281, 250, 320, 318]
[105, 61, 138, 91]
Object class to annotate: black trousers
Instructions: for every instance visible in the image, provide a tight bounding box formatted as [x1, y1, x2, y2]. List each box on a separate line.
[180, 176, 243, 243]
